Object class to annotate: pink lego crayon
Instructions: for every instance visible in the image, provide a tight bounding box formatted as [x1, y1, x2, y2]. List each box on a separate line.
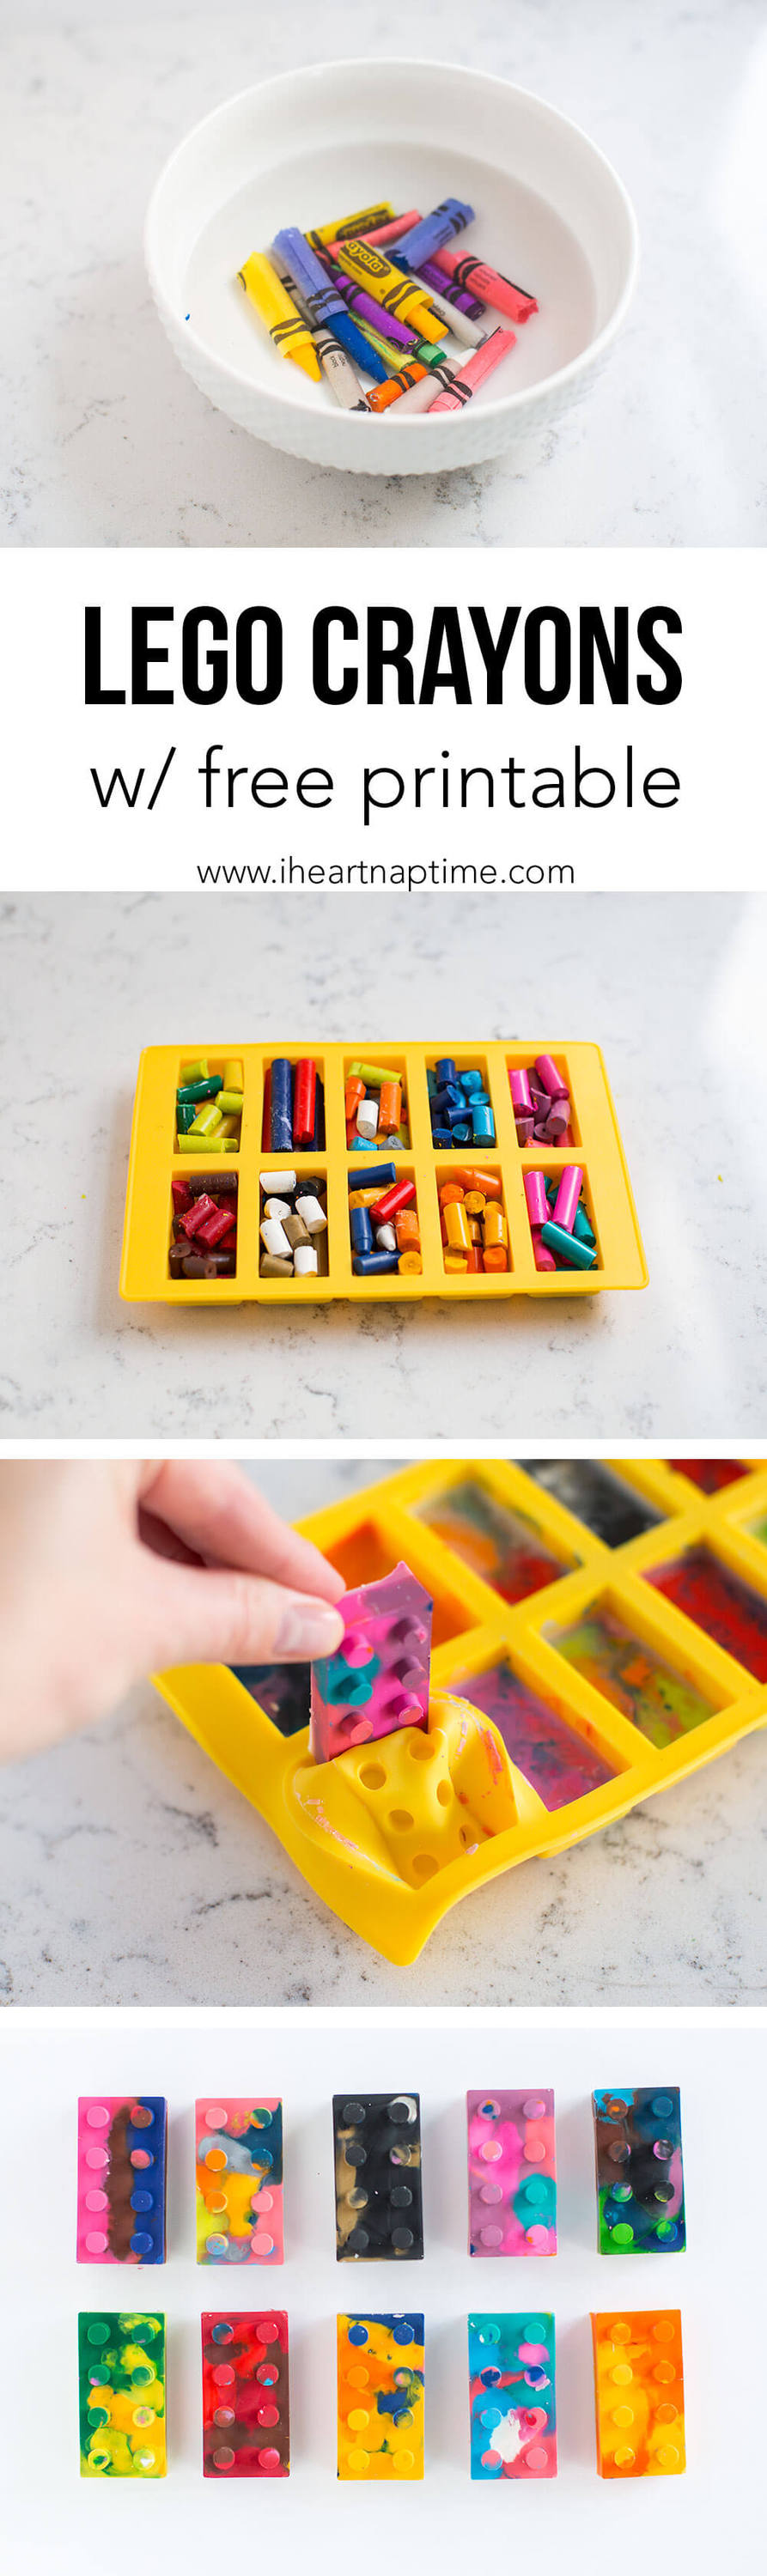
[433, 246, 538, 325]
[466, 2089, 557, 2256]
[427, 327, 515, 412]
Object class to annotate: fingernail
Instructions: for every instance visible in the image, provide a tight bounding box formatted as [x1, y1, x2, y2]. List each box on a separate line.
[274, 1597, 345, 1658]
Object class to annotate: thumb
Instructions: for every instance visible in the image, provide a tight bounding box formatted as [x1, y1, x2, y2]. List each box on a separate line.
[135, 1558, 346, 1675]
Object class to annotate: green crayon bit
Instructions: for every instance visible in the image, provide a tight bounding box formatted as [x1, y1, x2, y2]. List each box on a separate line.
[415, 339, 450, 368]
[180, 1058, 209, 1083]
[176, 1103, 196, 1132]
[540, 1221, 597, 1270]
[176, 1076, 222, 1104]
[215, 1090, 243, 1115]
[177, 1134, 227, 1153]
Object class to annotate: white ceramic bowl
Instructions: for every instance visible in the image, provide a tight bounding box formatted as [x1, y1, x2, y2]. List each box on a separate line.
[145, 57, 638, 476]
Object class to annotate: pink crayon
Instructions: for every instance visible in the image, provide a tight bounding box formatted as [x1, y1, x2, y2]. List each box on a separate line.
[552, 1165, 583, 1232]
[427, 326, 515, 412]
[332, 210, 422, 251]
[432, 246, 538, 325]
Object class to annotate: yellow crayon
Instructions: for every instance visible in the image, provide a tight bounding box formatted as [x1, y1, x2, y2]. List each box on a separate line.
[237, 252, 322, 380]
[325, 234, 443, 341]
[312, 202, 395, 246]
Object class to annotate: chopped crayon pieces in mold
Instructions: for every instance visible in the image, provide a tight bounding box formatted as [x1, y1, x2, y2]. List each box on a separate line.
[437, 1167, 510, 1276]
[525, 1167, 599, 1271]
[259, 1170, 328, 1281]
[333, 2094, 423, 2260]
[76, 2099, 167, 2264]
[175, 1054, 243, 1151]
[467, 2094, 557, 2257]
[78, 2312, 167, 2476]
[427, 1054, 496, 1150]
[508, 1053, 575, 1148]
[338, 2312, 424, 2478]
[263, 1055, 326, 1154]
[345, 1057, 410, 1150]
[201, 2311, 289, 2476]
[591, 2312, 685, 2476]
[170, 1173, 238, 1279]
[593, 2088, 685, 2255]
[196, 2099, 283, 2265]
[349, 1166, 422, 1277]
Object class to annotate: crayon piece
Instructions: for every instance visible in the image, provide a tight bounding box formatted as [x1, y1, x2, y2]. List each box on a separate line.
[453, 1165, 502, 1198]
[467, 2091, 557, 2257]
[223, 1060, 242, 1090]
[412, 253, 485, 320]
[552, 1166, 583, 1233]
[237, 252, 322, 380]
[376, 1224, 398, 1251]
[202, 2310, 289, 2476]
[334, 211, 422, 251]
[311, 1562, 432, 1761]
[535, 1053, 568, 1098]
[353, 1249, 400, 1273]
[78, 2311, 167, 2477]
[295, 1193, 326, 1234]
[326, 234, 442, 340]
[540, 1221, 596, 1269]
[283, 1210, 312, 1251]
[333, 2093, 424, 2257]
[190, 1100, 223, 1138]
[404, 268, 486, 345]
[445, 1200, 471, 1254]
[215, 1091, 243, 1115]
[398, 1249, 423, 1273]
[524, 1171, 549, 1228]
[468, 2312, 557, 2479]
[359, 318, 418, 373]
[292, 1057, 317, 1148]
[270, 245, 368, 407]
[176, 1103, 196, 1132]
[348, 1161, 397, 1192]
[349, 1062, 402, 1085]
[396, 198, 474, 271]
[76, 2098, 167, 2264]
[294, 1244, 319, 1275]
[350, 1206, 374, 1256]
[387, 354, 460, 415]
[259, 1167, 296, 1194]
[591, 2312, 685, 2476]
[592, 2089, 685, 2256]
[313, 204, 395, 247]
[368, 1178, 416, 1223]
[271, 226, 386, 378]
[180, 1251, 236, 1277]
[196, 2098, 283, 2265]
[177, 1076, 222, 1103]
[338, 2311, 424, 2480]
[428, 327, 516, 411]
[433, 246, 539, 324]
[270, 1057, 293, 1153]
[196, 1206, 237, 1249]
[260, 1254, 294, 1278]
[330, 263, 419, 349]
[180, 1058, 209, 1082]
[378, 1081, 402, 1132]
[368, 361, 429, 412]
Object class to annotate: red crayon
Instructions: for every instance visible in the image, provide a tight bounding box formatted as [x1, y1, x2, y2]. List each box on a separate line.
[261, 1063, 272, 1148]
[432, 246, 538, 325]
[428, 328, 515, 413]
[293, 1056, 317, 1147]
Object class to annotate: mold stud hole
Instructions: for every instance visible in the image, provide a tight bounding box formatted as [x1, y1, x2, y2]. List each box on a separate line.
[388, 1809, 414, 1832]
[435, 1778, 452, 1807]
[411, 1853, 440, 1881]
[408, 1735, 436, 1762]
[359, 1763, 387, 1791]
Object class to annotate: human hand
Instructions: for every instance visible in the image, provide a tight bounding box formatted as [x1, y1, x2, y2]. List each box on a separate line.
[0, 1461, 346, 1761]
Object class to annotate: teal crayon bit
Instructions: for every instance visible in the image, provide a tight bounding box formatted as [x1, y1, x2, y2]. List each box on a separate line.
[176, 1076, 222, 1104]
[540, 1221, 597, 1269]
[572, 1205, 596, 1246]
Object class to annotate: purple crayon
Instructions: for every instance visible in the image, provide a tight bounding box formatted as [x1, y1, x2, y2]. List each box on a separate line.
[323, 256, 418, 351]
[414, 255, 484, 322]
[396, 197, 474, 272]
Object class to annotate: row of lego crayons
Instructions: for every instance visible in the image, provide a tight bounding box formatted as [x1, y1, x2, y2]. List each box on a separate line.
[78, 2306, 686, 2481]
[236, 193, 538, 416]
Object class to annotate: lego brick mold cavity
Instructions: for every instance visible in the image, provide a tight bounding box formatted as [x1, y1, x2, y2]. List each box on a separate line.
[468, 2312, 557, 2478]
[467, 2090, 557, 2255]
[196, 2098, 283, 2263]
[592, 2088, 685, 2253]
[310, 1562, 433, 1760]
[591, 2310, 685, 2476]
[337, 2312, 424, 2478]
[76, 2097, 167, 2264]
[201, 2311, 289, 2476]
[333, 2093, 423, 2258]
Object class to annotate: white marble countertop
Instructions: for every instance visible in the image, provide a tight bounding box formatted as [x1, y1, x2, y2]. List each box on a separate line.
[2, 890, 766, 1438]
[3, 0, 766, 546]
[0, 1456, 764, 2007]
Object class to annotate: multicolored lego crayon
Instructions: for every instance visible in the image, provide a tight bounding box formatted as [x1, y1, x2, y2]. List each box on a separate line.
[76, 2097, 167, 2264]
[592, 2088, 685, 2255]
[337, 2312, 424, 2479]
[196, 2097, 284, 2264]
[591, 2312, 685, 2476]
[428, 327, 516, 411]
[237, 253, 322, 380]
[202, 2311, 289, 2476]
[78, 2312, 167, 2477]
[468, 2312, 557, 2478]
[432, 245, 539, 325]
[467, 2091, 557, 2256]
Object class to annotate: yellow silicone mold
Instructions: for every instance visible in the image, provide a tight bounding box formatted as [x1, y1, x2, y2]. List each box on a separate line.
[119, 1040, 647, 1303]
[155, 1458, 767, 1961]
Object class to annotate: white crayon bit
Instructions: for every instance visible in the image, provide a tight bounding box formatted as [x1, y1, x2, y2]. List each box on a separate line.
[356, 1097, 379, 1139]
[294, 1243, 319, 1275]
[375, 1224, 398, 1251]
[263, 1196, 293, 1221]
[260, 1168, 296, 1194]
[260, 1216, 292, 1258]
[297, 1194, 327, 1235]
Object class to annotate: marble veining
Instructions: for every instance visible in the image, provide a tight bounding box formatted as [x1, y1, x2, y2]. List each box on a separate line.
[3, 0, 765, 546]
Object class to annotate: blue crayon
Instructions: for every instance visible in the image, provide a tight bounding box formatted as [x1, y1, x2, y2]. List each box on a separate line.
[312, 1072, 326, 1151]
[435, 1057, 457, 1085]
[350, 1206, 374, 1255]
[273, 227, 388, 382]
[472, 1103, 496, 1143]
[348, 1161, 396, 1192]
[396, 199, 474, 272]
[352, 1249, 400, 1275]
[270, 1057, 293, 1151]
